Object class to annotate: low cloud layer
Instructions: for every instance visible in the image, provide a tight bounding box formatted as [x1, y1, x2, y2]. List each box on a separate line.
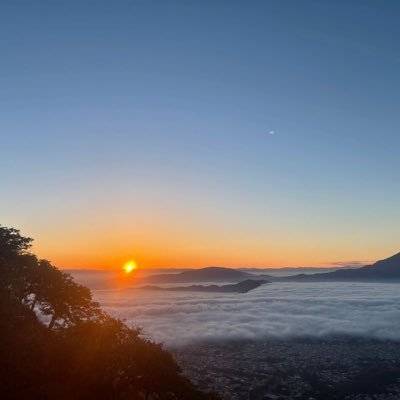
[91, 281, 400, 346]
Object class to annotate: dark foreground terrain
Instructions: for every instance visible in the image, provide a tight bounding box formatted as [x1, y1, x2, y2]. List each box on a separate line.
[173, 337, 400, 400]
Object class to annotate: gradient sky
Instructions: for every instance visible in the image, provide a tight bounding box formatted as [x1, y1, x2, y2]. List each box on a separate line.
[1, 1, 400, 269]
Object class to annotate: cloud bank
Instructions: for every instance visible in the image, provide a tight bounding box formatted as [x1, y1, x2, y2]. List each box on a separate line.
[91, 282, 400, 346]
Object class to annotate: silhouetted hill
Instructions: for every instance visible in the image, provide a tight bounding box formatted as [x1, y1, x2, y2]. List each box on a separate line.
[144, 266, 254, 283]
[283, 252, 400, 282]
[141, 279, 269, 293]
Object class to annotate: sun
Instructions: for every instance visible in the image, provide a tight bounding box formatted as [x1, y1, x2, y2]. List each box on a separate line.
[123, 260, 137, 274]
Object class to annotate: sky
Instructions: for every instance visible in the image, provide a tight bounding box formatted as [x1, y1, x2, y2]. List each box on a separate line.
[1, 1, 400, 269]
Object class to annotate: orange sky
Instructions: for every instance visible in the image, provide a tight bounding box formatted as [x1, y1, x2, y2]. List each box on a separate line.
[4, 194, 398, 271]
[25, 216, 391, 270]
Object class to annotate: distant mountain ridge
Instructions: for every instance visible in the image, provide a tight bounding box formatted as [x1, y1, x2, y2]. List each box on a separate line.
[282, 252, 400, 282]
[143, 252, 400, 284]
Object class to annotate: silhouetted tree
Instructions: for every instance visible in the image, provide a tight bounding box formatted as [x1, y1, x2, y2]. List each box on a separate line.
[34, 261, 102, 330]
[0, 226, 102, 330]
[0, 226, 36, 303]
[0, 225, 219, 400]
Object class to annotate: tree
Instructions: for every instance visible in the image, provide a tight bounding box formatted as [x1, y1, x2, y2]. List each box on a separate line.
[0, 226, 102, 329]
[0, 225, 220, 399]
[0, 226, 35, 300]
[32, 260, 103, 330]
[0, 226, 33, 258]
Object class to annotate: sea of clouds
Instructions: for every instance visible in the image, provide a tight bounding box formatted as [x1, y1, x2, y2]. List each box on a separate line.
[86, 281, 400, 346]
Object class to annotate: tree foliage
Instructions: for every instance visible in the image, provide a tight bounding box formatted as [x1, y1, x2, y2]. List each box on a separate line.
[0, 225, 219, 400]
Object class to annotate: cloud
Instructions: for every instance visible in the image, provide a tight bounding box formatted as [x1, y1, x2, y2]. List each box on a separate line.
[327, 260, 372, 267]
[91, 282, 400, 346]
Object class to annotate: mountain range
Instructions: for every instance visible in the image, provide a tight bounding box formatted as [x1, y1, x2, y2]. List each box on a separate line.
[142, 252, 400, 283]
[282, 251, 400, 282]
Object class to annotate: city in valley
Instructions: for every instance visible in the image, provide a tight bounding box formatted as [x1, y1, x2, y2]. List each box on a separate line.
[174, 338, 400, 400]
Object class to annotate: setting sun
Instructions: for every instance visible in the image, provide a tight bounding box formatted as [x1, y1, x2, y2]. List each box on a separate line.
[123, 260, 137, 274]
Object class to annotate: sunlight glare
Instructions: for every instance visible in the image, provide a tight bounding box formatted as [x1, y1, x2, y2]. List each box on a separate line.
[123, 260, 137, 274]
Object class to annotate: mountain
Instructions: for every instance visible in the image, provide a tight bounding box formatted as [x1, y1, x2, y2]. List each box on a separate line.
[283, 252, 400, 282]
[140, 279, 269, 293]
[143, 266, 254, 283]
[138, 252, 400, 284]
[238, 266, 353, 277]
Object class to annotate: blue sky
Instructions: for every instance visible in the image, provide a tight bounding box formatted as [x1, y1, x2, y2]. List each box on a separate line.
[1, 1, 400, 268]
